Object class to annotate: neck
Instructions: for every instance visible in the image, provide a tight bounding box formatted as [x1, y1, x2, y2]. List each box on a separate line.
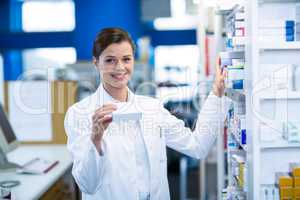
[103, 83, 128, 102]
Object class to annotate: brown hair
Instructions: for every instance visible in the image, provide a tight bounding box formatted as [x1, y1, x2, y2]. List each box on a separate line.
[92, 27, 136, 60]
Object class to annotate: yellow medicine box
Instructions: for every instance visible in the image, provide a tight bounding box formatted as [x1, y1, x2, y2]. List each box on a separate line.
[295, 187, 300, 199]
[278, 175, 293, 187]
[280, 187, 293, 199]
[290, 163, 300, 177]
[295, 177, 300, 187]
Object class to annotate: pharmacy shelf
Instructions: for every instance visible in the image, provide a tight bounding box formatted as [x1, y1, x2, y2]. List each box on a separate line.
[224, 88, 245, 102]
[217, 0, 300, 199]
[231, 154, 246, 163]
[260, 140, 300, 149]
[226, 4, 244, 21]
[259, 41, 300, 50]
[228, 149, 245, 154]
[220, 51, 245, 59]
[232, 132, 247, 151]
[260, 92, 300, 100]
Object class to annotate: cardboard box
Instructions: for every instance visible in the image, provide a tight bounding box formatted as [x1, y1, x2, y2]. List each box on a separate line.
[295, 177, 300, 187]
[294, 187, 300, 198]
[291, 163, 300, 177]
[279, 187, 293, 199]
[277, 173, 293, 187]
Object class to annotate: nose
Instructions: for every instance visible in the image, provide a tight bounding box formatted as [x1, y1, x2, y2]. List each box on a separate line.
[115, 62, 125, 70]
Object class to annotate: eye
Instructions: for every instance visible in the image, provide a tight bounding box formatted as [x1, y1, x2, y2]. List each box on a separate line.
[105, 58, 116, 64]
[123, 57, 132, 63]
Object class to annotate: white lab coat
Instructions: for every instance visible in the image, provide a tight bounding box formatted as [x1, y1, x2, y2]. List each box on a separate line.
[64, 85, 229, 200]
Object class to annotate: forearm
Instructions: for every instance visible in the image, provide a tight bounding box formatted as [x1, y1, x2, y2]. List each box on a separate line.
[70, 136, 107, 194]
[191, 92, 230, 157]
[91, 134, 104, 155]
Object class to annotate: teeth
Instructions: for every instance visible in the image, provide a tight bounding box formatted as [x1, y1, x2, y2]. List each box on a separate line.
[112, 74, 125, 79]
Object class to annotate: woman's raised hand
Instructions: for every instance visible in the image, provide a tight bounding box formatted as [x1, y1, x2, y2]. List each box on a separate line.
[213, 57, 226, 97]
[91, 103, 117, 152]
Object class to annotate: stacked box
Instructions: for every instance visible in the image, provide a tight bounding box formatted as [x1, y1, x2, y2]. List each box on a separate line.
[220, 51, 245, 90]
[290, 163, 300, 199]
[225, 10, 245, 49]
[276, 173, 294, 200]
[259, 20, 295, 42]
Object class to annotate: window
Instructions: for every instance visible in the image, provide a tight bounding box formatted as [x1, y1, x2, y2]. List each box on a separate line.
[22, 0, 75, 32]
[22, 47, 76, 80]
[155, 45, 199, 84]
[154, 45, 199, 101]
[153, 0, 244, 30]
[153, 0, 198, 30]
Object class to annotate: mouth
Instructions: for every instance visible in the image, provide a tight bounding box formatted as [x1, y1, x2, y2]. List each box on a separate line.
[111, 72, 127, 81]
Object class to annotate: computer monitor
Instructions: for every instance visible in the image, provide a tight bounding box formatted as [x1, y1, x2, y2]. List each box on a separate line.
[0, 104, 20, 170]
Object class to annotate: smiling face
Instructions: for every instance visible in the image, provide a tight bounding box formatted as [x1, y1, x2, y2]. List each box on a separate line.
[94, 41, 134, 89]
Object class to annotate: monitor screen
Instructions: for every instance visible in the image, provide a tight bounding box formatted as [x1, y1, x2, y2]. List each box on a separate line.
[0, 104, 17, 144]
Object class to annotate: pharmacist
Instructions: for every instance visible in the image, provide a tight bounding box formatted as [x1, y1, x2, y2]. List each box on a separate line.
[64, 27, 228, 200]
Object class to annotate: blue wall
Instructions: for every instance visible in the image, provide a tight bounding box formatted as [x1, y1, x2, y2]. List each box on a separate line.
[74, 0, 143, 60]
[0, 0, 197, 80]
[146, 29, 196, 47]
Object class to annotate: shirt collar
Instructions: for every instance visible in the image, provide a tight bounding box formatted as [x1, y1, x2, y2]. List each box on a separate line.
[96, 83, 134, 104]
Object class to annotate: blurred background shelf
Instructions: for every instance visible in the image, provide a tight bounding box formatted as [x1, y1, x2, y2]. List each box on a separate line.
[260, 92, 300, 100]
[261, 140, 300, 149]
[259, 42, 300, 50]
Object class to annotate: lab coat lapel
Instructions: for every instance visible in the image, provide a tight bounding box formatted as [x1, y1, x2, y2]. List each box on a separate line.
[93, 84, 114, 107]
[137, 101, 163, 185]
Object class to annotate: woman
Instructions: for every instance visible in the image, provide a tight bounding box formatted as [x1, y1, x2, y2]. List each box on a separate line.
[64, 27, 228, 200]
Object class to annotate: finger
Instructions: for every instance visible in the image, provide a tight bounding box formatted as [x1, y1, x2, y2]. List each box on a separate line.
[222, 69, 227, 77]
[219, 75, 225, 82]
[216, 56, 221, 67]
[218, 69, 227, 81]
[102, 117, 113, 127]
[97, 114, 113, 125]
[94, 115, 113, 128]
[98, 116, 113, 130]
[95, 106, 116, 114]
[103, 103, 119, 110]
[93, 114, 112, 134]
[94, 107, 116, 116]
[92, 124, 103, 135]
[216, 56, 222, 73]
[93, 110, 113, 122]
[93, 109, 115, 121]
[103, 103, 117, 108]
[216, 63, 221, 75]
[95, 104, 117, 113]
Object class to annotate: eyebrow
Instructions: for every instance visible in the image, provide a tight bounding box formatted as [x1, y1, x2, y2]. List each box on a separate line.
[104, 55, 133, 58]
[104, 55, 115, 58]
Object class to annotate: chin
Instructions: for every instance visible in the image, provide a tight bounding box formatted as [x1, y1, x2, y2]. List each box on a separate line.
[108, 79, 129, 89]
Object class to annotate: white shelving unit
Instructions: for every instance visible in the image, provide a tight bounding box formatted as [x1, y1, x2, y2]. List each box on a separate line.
[260, 91, 300, 99]
[259, 41, 300, 50]
[261, 140, 300, 149]
[217, 0, 300, 199]
[249, 1, 300, 199]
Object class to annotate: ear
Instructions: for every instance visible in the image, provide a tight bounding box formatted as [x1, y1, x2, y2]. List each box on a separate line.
[93, 57, 100, 72]
[92, 57, 98, 66]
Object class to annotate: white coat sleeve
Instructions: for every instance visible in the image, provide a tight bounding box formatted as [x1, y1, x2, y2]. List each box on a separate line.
[161, 93, 231, 159]
[64, 107, 107, 194]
